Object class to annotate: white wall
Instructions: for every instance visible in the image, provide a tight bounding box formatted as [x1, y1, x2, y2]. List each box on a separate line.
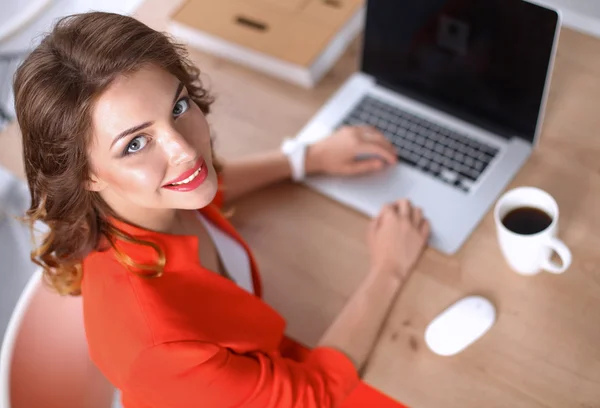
[0, 0, 144, 129]
[534, 0, 600, 37]
[0, 0, 145, 53]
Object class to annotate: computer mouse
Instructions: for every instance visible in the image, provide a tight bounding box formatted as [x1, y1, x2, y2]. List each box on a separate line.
[424, 295, 496, 356]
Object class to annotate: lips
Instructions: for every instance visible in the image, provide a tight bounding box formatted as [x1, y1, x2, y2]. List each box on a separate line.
[163, 158, 204, 187]
[162, 158, 208, 192]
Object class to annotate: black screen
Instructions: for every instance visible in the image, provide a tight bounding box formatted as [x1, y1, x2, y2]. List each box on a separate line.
[361, 0, 559, 141]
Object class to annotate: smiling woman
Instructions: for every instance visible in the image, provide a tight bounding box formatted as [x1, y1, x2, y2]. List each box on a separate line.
[86, 65, 219, 231]
[14, 12, 218, 291]
[12, 10, 429, 408]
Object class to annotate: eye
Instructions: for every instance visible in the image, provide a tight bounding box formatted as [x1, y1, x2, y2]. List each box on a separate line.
[124, 135, 148, 155]
[173, 97, 190, 118]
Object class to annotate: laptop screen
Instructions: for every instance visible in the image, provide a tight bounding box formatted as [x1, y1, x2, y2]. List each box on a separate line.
[361, 0, 559, 142]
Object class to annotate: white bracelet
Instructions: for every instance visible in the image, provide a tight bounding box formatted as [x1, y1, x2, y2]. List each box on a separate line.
[281, 137, 309, 181]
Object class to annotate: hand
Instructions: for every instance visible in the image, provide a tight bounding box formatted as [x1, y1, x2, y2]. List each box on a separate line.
[305, 125, 398, 176]
[367, 199, 430, 281]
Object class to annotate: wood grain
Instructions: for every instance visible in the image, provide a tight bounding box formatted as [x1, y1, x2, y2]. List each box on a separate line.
[2, 2, 599, 406]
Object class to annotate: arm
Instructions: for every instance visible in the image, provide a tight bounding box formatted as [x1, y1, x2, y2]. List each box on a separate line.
[126, 338, 360, 408]
[319, 199, 430, 371]
[317, 268, 403, 371]
[126, 275, 402, 408]
[126, 201, 429, 408]
[219, 126, 397, 204]
[219, 150, 295, 203]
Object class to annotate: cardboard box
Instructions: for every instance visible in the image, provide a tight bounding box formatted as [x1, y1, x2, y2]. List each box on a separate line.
[169, 0, 365, 87]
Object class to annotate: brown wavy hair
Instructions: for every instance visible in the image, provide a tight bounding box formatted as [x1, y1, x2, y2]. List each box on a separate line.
[14, 12, 219, 296]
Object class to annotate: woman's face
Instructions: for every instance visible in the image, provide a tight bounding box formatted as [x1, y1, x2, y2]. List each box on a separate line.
[88, 65, 218, 222]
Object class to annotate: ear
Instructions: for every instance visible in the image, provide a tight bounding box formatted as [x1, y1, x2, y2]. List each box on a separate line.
[86, 173, 107, 192]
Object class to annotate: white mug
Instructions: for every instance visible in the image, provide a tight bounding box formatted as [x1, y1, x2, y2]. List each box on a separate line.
[494, 187, 572, 276]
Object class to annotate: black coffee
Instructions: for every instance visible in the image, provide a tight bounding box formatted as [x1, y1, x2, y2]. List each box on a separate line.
[502, 207, 553, 235]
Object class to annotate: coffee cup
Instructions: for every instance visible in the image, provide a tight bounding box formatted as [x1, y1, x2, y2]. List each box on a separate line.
[494, 186, 572, 275]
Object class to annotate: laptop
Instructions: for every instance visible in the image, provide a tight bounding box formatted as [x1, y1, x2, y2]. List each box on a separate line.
[295, 0, 561, 254]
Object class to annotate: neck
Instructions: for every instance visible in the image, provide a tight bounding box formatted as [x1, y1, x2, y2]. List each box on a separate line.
[108, 201, 181, 234]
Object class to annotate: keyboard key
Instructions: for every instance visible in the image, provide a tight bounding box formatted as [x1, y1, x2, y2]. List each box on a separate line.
[480, 152, 494, 162]
[460, 179, 474, 190]
[398, 149, 411, 160]
[405, 141, 416, 152]
[466, 147, 478, 158]
[452, 161, 464, 172]
[429, 162, 441, 173]
[432, 153, 445, 163]
[386, 131, 397, 141]
[441, 169, 458, 183]
[468, 139, 482, 149]
[417, 127, 429, 136]
[456, 144, 469, 154]
[459, 168, 479, 181]
[402, 154, 418, 167]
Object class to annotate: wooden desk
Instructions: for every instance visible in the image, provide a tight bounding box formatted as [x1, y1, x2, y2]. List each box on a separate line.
[2, 1, 599, 406]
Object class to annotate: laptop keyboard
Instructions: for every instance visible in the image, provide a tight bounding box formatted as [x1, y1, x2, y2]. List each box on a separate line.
[339, 95, 499, 192]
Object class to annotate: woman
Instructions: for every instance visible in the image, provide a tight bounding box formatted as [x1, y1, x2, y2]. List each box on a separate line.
[14, 12, 430, 408]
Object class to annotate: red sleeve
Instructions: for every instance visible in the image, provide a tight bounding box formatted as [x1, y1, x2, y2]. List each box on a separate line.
[125, 341, 360, 408]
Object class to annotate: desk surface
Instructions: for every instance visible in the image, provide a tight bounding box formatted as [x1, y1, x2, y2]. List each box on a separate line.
[1, 1, 599, 407]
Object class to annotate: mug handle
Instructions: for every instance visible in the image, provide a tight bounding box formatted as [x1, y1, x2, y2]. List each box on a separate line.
[541, 237, 572, 274]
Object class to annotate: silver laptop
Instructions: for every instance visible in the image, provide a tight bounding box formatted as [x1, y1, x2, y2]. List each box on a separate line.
[295, 0, 561, 254]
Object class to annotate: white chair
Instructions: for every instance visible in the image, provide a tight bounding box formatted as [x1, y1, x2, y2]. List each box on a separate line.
[0, 269, 117, 408]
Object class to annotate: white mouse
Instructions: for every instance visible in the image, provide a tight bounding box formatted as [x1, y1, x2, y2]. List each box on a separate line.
[424, 295, 496, 356]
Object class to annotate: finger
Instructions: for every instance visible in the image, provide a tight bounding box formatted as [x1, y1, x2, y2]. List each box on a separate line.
[396, 199, 412, 219]
[412, 207, 423, 226]
[346, 159, 385, 175]
[370, 204, 391, 236]
[383, 202, 398, 216]
[420, 219, 431, 239]
[378, 203, 398, 223]
[358, 132, 397, 160]
[354, 143, 397, 165]
[358, 126, 396, 153]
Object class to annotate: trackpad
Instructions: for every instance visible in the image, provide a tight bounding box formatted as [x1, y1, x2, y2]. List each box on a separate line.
[305, 167, 413, 215]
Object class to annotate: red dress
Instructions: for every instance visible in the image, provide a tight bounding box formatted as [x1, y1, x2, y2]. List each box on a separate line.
[81, 190, 406, 407]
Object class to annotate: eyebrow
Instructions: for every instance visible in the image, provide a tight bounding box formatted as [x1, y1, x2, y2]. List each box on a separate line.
[172, 82, 184, 105]
[110, 82, 185, 149]
[110, 121, 153, 149]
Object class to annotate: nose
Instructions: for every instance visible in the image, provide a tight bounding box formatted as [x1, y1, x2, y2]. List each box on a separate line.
[159, 127, 196, 166]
